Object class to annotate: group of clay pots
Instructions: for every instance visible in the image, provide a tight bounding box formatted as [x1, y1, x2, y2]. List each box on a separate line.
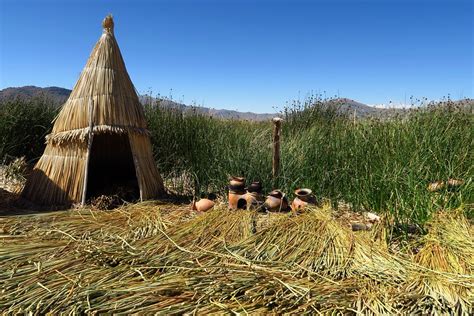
[228, 176, 265, 210]
[190, 176, 318, 213]
[228, 176, 317, 212]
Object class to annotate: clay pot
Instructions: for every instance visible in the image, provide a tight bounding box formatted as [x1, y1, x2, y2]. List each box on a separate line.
[291, 198, 307, 212]
[191, 198, 215, 212]
[228, 192, 244, 210]
[244, 191, 264, 210]
[294, 188, 316, 203]
[247, 181, 263, 193]
[229, 176, 246, 191]
[291, 188, 316, 212]
[264, 190, 289, 212]
[228, 176, 246, 210]
[229, 189, 247, 208]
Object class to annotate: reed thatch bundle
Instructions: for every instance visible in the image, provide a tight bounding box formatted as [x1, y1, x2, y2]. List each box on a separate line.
[1, 204, 472, 314]
[401, 211, 474, 314]
[22, 15, 165, 205]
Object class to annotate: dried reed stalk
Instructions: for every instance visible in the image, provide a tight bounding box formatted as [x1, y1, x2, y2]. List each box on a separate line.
[1, 203, 472, 314]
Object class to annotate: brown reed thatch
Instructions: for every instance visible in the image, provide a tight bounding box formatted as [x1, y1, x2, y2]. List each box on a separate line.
[22, 15, 165, 205]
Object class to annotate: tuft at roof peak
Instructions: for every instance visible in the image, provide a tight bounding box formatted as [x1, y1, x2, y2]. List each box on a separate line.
[102, 14, 114, 33]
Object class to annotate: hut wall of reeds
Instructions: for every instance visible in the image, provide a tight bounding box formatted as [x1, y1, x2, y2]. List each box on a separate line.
[22, 15, 165, 205]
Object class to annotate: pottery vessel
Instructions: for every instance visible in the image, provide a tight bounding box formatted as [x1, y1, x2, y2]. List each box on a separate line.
[247, 181, 263, 193]
[291, 188, 316, 212]
[228, 176, 246, 210]
[264, 190, 289, 212]
[244, 192, 264, 210]
[243, 181, 264, 210]
[229, 176, 246, 191]
[291, 198, 308, 212]
[192, 198, 215, 212]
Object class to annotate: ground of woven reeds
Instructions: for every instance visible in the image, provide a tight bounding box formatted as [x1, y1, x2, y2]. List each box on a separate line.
[1, 202, 473, 314]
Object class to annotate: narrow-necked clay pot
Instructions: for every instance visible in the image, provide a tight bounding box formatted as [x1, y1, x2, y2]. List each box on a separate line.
[291, 188, 316, 212]
[191, 198, 215, 212]
[264, 190, 289, 212]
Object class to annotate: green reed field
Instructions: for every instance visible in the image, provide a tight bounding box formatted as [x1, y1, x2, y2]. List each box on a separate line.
[1, 96, 472, 227]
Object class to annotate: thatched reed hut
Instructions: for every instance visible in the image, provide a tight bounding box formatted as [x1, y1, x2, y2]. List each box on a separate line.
[22, 15, 165, 205]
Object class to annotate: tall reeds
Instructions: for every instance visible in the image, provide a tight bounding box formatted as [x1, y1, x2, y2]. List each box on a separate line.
[1, 96, 472, 225]
[144, 96, 473, 226]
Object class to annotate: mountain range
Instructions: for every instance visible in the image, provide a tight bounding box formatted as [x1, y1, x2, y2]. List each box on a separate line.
[1, 86, 471, 120]
[0, 86, 278, 120]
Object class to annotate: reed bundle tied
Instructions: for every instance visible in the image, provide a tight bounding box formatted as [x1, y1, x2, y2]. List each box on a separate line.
[1, 203, 472, 314]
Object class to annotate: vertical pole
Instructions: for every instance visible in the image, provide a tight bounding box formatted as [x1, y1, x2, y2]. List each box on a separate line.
[131, 150, 144, 202]
[81, 98, 94, 206]
[272, 117, 282, 182]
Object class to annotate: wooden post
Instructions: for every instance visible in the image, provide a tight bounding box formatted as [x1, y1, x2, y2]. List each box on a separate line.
[272, 117, 282, 181]
[131, 151, 144, 202]
[81, 98, 95, 206]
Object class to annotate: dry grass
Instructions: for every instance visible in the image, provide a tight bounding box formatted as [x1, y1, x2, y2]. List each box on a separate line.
[1, 202, 472, 314]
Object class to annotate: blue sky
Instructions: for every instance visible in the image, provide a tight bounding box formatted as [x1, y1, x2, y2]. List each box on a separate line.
[0, 0, 472, 113]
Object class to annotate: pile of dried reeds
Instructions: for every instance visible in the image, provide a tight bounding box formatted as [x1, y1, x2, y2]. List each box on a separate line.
[1, 203, 472, 314]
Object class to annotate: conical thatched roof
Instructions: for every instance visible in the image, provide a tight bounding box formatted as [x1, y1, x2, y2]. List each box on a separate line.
[47, 15, 148, 144]
[22, 15, 165, 205]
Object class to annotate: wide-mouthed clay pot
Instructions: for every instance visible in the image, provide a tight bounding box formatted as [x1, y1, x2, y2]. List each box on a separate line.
[264, 190, 289, 212]
[191, 198, 215, 212]
[291, 188, 316, 212]
[229, 176, 246, 191]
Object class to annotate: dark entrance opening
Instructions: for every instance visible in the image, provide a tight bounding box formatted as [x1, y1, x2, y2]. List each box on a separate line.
[86, 133, 140, 201]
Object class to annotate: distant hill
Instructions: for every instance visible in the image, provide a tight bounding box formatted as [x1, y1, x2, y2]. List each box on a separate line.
[139, 96, 276, 121]
[0, 86, 276, 121]
[0, 86, 71, 104]
[324, 98, 407, 118]
[1, 86, 471, 121]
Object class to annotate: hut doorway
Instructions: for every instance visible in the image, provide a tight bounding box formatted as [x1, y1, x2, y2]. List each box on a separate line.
[86, 133, 140, 201]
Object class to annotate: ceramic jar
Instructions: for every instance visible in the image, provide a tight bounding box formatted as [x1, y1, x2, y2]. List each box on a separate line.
[244, 181, 264, 210]
[264, 190, 289, 212]
[228, 176, 246, 210]
[192, 198, 215, 212]
[291, 188, 316, 212]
